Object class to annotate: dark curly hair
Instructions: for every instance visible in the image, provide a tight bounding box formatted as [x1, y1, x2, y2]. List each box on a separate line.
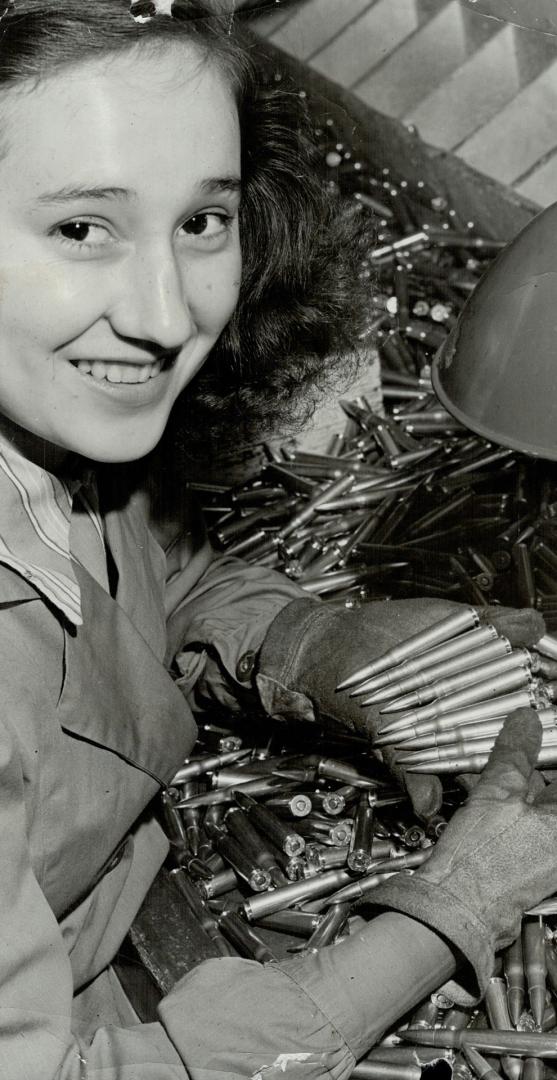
[0, 0, 372, 464]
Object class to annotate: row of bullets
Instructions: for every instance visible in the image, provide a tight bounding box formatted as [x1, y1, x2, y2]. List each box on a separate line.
[338, 605, 557, 776]
[159, 715, 557, 1080]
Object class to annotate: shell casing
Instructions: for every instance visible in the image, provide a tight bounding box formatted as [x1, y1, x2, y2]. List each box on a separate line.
[513, 542, 537, 608]
[410, 999, 439, 1029]
[349, 625, 499, 697]
[276, 472, 356, 541]
[263, 793, 313, 818]
[319, 870, 399, 908]
[284, 855, 306, 881]
[299, 562, 409, 594]
[169, 868, 236, 957]
[170, 748, 250, 785]
[374, 688, 539, 745]
[400, 1026, 557, 1057]
[253, 910, 321, 937]
[379, 645, 522, 713]
[316, 758, 384, 788]
[312, 790, 347, 817]
[242, 868, 354, 921]
[212, 767, 272, 789]
[211, 832, 272, 894]
[395, 708, 557, 752]
[224, 807, 288, 886]
[197, 868, 239, 900]
[485, 976, 522, 1080]
[545, 940, 557, 998]
[336, 606, 479, 690]
[535, 634, 557, 661]
[176, 776, 297, 809]
[347, 791, 375, 872]
[219, 912, 277, 964]
[362, 635, 511, 706]
[451, 1058, 474, 1080]
[233, 789, 305, 856]
[351, 1061, 421, 1080]
[301, 901, 351, 953]
[263, 462, 316, 496]
[523, 917, 547, 1028]
[407, 488, 474, 538]
[382, 663, 534, 727]
[295, 815, 353, 847]
[322, 850, 431, 907]
[439, 1006, 473, 1031]
[304, 844, 349, 874]
[160, 789, 188, 849]
[523, 1060, 545, 1080]
[366, 1046, 454, 1066]
[388, 819, 425, 850]
[404, 730, 557, 772]
[461, 1045, 502, 1080]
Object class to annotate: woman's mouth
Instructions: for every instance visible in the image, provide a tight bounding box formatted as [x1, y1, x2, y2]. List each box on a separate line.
[71, 357, 165, 384]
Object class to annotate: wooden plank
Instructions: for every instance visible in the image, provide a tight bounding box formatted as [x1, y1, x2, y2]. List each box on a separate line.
[457, 57, 557, 183]
[308, 0, 420, 86]
[354, 1, 470, 118]
[249, 29, 538, 237]
[406, 23, 520, 150]
[268, 0, 374, 61]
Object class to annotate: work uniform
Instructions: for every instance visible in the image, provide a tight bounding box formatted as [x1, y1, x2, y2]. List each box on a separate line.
[0, 448, 383, 1080]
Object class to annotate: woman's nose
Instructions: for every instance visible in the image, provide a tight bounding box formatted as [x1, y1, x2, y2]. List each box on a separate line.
[109, 246, 194, 352]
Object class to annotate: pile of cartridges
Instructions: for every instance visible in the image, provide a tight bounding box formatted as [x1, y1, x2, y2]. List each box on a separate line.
[161, 702, 557, 1080]
[195, 115, 557, 622]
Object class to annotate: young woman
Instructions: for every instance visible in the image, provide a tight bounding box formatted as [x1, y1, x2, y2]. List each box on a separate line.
[0, 3, 555, 1078]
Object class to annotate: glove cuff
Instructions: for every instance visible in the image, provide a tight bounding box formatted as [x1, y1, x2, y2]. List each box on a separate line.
[366, 876, 493, 1002]
[257, 597, 345, 724]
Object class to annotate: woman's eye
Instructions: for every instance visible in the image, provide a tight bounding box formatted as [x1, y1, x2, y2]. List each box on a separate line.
[55, 220, 112, 248]
[181, 212, 232, 240]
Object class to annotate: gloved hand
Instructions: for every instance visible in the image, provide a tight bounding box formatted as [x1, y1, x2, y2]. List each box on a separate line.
[367, 709, 557, 1000]
[256, 597, 545, 819]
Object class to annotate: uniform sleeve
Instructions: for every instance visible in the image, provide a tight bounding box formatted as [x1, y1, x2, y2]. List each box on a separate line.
[158, 913, 458, 1080]
[159, 496, 308, 712]
[0, 718, 189, 1080]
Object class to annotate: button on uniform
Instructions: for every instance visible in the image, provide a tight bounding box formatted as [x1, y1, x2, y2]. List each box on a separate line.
[236, 651, 256, 682]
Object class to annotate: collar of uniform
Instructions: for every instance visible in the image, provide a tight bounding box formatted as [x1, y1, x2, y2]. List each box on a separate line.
[0, 448, 99, 627]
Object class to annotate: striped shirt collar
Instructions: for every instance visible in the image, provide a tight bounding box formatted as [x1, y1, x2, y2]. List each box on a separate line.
[0, 448, 103, 627]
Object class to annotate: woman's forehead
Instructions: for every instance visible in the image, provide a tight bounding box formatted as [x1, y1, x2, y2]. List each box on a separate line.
[0, 45, 241, 198]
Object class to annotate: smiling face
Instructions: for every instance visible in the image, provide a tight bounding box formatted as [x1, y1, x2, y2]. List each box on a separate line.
[0, 44, 242, 465]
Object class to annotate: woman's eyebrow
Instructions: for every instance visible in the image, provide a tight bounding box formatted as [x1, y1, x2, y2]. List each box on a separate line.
[35, 185, 133, 205]
[199, 176, 242, 195]
[35, 176, 242, 206]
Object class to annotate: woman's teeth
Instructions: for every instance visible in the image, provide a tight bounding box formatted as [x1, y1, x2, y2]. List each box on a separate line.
[75, 358, 163, 384]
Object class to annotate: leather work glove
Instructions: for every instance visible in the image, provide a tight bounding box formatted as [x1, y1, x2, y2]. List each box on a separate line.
[366, 709, 557, 1001]
[256, 596, 545, 819]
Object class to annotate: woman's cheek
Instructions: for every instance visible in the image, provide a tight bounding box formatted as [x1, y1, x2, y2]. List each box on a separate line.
[193, 244, 242, 332]
[0, 260, 108, 345]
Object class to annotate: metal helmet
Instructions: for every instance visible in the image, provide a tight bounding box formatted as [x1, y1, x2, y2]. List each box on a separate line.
[432, 201, 557, 461]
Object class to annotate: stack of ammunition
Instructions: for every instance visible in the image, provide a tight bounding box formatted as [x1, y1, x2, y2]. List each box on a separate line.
[161, 715, 557, 1080]
[338, 606, 557, 775]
